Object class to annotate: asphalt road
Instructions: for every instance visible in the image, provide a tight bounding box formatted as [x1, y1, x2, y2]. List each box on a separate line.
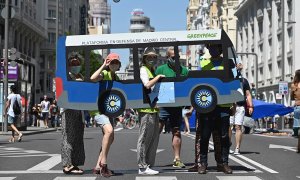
[0, 126, 299, 180]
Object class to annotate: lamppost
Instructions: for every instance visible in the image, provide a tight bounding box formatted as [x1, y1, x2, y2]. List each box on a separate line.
[236, 52, 258, 99]
[2, 0, 9, 132]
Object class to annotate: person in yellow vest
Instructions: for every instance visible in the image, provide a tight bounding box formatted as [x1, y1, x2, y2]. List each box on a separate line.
[90, 52, 121, 177]
[137, 47, 165, 175]
[197, 44, 233, 174]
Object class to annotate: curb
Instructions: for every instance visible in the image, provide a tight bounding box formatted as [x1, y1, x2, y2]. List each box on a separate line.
[0, 128, 61, 136]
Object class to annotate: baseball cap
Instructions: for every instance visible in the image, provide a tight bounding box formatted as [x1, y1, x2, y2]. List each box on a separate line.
[106, 53, 121, 65]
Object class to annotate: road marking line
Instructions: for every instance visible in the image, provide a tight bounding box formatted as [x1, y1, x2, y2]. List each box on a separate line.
[0, 170, 62, 174]
[27, 154, 61, 171]
[0, 178, 16, 180]
[130, 149, 164, 153]
[228, 155, 262, 173]
[53, 177, 96, 180]
[167, 170, 248, 174]
[136, 177, 177, 180]
[114, 127, 123, 131]
[296, 176, 300, 178]
[234, 155, 278, 173]
[216, 176, 262, 180]
[1, 154, 56, 158]
[184, 133, 273, 173]
[252, 134, 289, 138]
[269, 144, 297, 152]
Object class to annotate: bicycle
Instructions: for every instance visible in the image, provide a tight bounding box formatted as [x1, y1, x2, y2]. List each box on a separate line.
[116, 109, 139, 129]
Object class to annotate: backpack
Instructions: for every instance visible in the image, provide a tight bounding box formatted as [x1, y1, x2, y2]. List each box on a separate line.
[13, 95, 21, 115]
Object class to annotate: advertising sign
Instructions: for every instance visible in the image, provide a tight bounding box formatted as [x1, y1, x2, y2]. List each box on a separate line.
[0, 65, 18, 79]
[278, 81, 288, 95]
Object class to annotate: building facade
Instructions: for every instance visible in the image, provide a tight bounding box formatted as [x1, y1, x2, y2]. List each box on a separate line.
[0, 0, 48, 105]
[123, 9, 155, 79]
[40, 0, 88, 101]
[88, 0, 111, 59]
[235, 0, 298, 105]
[220, 0, 239, 47]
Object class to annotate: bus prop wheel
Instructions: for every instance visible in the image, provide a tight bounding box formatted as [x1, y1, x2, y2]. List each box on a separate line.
[190, 85, 217, 114]
[98, 90, 126, 118]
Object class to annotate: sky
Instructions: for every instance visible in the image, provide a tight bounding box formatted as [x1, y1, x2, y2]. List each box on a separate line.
[109, 0, 189, 70]
[110, 0, 189, 33]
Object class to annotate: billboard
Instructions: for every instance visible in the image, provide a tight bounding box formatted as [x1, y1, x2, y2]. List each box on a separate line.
[0, 65, 18, 79]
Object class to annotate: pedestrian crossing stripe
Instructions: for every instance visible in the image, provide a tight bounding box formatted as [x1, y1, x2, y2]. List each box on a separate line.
[216, 176, 262, 180]
[183, 133, 278, 174]
[136, 177, 177, 180]
[0, 178, 16, 180]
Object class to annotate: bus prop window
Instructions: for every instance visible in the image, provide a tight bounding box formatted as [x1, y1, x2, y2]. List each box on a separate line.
[89, 48, 134, 81]
[67, 51, 85, 81]
[227, 46, 240, 78]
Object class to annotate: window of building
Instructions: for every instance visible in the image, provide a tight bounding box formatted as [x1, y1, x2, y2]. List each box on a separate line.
[287, 57, 292, 75]
[69, 8, 72, 18]
[267, 63, 272, 79]
[48, 9, 56, 18]
[288, 28, 293, 52]
[277, 34, 281, 56]
[48, 33, 55, 44]
[258, 21, 263, 39]
[15, 0, 18, 6]
[288, 0, 293, 21]
[259, 44, 263, 63]
[268, 39, 272, 60]
[259, 67, 263, 82]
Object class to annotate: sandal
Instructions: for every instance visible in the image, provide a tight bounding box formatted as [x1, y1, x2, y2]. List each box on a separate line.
[18, 133, 23, 142]
[8, 138, 15, 143]
[93, 167, 114, 176]
[63, 166, 84, 175]
[99, 163, 113, 177]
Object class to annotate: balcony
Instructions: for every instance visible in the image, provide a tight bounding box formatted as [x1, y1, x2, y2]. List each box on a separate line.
[0, 3, 47, 39]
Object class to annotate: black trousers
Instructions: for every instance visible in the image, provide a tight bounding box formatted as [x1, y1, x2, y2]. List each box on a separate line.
[198, 107, 230, 165]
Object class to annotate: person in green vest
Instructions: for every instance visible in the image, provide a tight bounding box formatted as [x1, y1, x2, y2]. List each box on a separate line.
[90, 52, 121, 177]
[155, 47, 188, 168]
[197, 44, 233, 174]
[137, 47, 165, 175]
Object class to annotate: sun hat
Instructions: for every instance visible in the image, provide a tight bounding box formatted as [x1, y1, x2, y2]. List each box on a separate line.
[143, 47, 157, 56]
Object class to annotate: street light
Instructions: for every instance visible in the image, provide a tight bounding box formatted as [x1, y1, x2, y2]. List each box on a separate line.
[236, 52, 258, 99]
[2, 0, 9, 132]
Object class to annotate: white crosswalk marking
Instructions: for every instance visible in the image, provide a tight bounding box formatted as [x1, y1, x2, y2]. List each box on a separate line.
[217, 176, 262, 180]
[136, 177, 177, 180]
[27, 154, 61, 171]
[183, 133, 277, 173]
[0, 178, 16, 180]
[0, 146, 47, 157]
[53, 177, 96, 180]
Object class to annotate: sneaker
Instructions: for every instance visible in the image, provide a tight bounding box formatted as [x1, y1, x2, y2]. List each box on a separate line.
[233, 148, 240, 155]
[138, 167, 159, 175]
[173, 159, 185, 168]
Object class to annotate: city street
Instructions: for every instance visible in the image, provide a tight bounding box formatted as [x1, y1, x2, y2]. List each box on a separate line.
[0, 127, 299, 180]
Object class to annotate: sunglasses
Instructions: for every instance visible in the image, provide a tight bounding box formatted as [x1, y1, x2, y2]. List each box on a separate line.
[147, 55, 157, 59]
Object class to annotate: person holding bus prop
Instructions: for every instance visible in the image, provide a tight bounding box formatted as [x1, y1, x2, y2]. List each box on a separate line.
[197, 44, 232, 174]
[90, 52, 122, 177]
[291, 69, 300, 153]
[61, 53, 85, 175]
[155, 47, 188, 168]
[137, 47, 165, 175]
